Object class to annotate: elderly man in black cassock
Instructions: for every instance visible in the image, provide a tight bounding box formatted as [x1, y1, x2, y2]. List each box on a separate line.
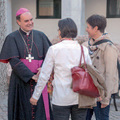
[0, 8, 53, 120]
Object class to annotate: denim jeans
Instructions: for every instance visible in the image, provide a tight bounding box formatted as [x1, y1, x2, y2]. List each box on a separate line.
[86, 109, 93, 120]
[86, 102, 110, 120]
[52, 104, 87, 120]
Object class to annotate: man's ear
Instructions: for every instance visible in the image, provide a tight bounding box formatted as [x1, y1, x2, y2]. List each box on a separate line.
[94, 26, 98, 31]
[58, 30, 62, 40]
[16, 20, 20, 26]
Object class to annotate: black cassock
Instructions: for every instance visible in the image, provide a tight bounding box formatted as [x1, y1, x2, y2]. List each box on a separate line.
[0, 29, 53, 120]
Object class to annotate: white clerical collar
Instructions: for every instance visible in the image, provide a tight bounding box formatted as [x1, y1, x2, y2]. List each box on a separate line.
[21, 28, 31, 35]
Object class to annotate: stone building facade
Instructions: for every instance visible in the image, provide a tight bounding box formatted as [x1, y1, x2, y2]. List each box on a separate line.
[0, 0, 120, 96]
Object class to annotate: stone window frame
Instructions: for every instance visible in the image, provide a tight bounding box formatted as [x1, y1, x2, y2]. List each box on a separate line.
[107, 0, 120, 18]
[36, 0, 61, 19]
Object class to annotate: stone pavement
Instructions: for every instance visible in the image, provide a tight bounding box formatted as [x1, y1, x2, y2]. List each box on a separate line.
[0, 95, 120, 120]
[0, 95, 7, 120]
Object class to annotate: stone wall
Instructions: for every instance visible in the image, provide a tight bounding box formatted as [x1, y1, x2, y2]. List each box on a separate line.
[0, 0, 8, 96]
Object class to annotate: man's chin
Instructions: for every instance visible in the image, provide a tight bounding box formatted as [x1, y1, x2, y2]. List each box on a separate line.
[27, 28, 33, 32]
[28, 26, 33, 31]
[88, 35, 91, 38]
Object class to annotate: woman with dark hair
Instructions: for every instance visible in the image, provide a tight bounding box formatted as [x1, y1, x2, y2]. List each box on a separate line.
[30, 18, 92, 120]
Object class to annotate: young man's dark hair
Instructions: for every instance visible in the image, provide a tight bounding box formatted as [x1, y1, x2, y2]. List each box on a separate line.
[86, 14, 106, 33]
[58, 18, 77, 38]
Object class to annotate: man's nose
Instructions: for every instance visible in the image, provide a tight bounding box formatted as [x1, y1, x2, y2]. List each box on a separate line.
[29, 20, 33, 24]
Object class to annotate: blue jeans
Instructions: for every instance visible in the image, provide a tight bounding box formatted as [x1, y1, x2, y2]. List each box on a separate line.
[86, 109, 93, 120]
[52, 104, 87, 120]
[86, 102, 110, 120]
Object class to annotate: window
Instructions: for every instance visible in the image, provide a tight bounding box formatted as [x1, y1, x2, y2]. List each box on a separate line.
[107, 0, 120, 18]
[36, 0, 61, 19]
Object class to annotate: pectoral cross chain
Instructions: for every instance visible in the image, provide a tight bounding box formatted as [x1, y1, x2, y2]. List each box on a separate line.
[26, 54, 34, 62]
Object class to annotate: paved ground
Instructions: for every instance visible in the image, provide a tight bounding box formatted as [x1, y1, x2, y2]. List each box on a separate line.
[0, 95, 120, 120]
[0, 95, 7, 120]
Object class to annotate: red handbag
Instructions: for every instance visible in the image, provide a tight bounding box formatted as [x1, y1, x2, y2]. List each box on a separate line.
[71, 45, 100, 98]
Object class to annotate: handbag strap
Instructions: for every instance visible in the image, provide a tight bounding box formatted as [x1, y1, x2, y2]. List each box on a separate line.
[79, 46, 83, 66]
[79, 45, 87, 69]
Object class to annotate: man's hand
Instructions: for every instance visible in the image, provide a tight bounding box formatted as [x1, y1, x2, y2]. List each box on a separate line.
[37, 68, 41, 76]
[32, 75, 39, 82]
[32, 68, 41, 82]
[101, 104, 108, 108]
[30, 97, 38, 105]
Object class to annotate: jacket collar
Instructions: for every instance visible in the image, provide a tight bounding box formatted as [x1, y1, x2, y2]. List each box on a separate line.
[97, 42, 110, 51]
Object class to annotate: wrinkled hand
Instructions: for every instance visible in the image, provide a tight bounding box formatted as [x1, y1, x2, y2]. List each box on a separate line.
[37, 68, 41, 76]
[32, 75, 39, 82]
[30, 97, 38, 105]
[101, 104, 108, 108]
[32, 68, 41, 82]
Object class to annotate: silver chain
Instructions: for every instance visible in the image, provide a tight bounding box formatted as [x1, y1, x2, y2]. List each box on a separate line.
[18, 30, 33, 54]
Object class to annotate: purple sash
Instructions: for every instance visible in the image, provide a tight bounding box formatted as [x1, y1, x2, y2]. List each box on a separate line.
[21, 59, 43, 73]
[20, 59, 50, 120]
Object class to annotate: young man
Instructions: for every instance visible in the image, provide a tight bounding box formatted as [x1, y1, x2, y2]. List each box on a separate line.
[0, 8, 53, 120]
[86, 14, 119, 120]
